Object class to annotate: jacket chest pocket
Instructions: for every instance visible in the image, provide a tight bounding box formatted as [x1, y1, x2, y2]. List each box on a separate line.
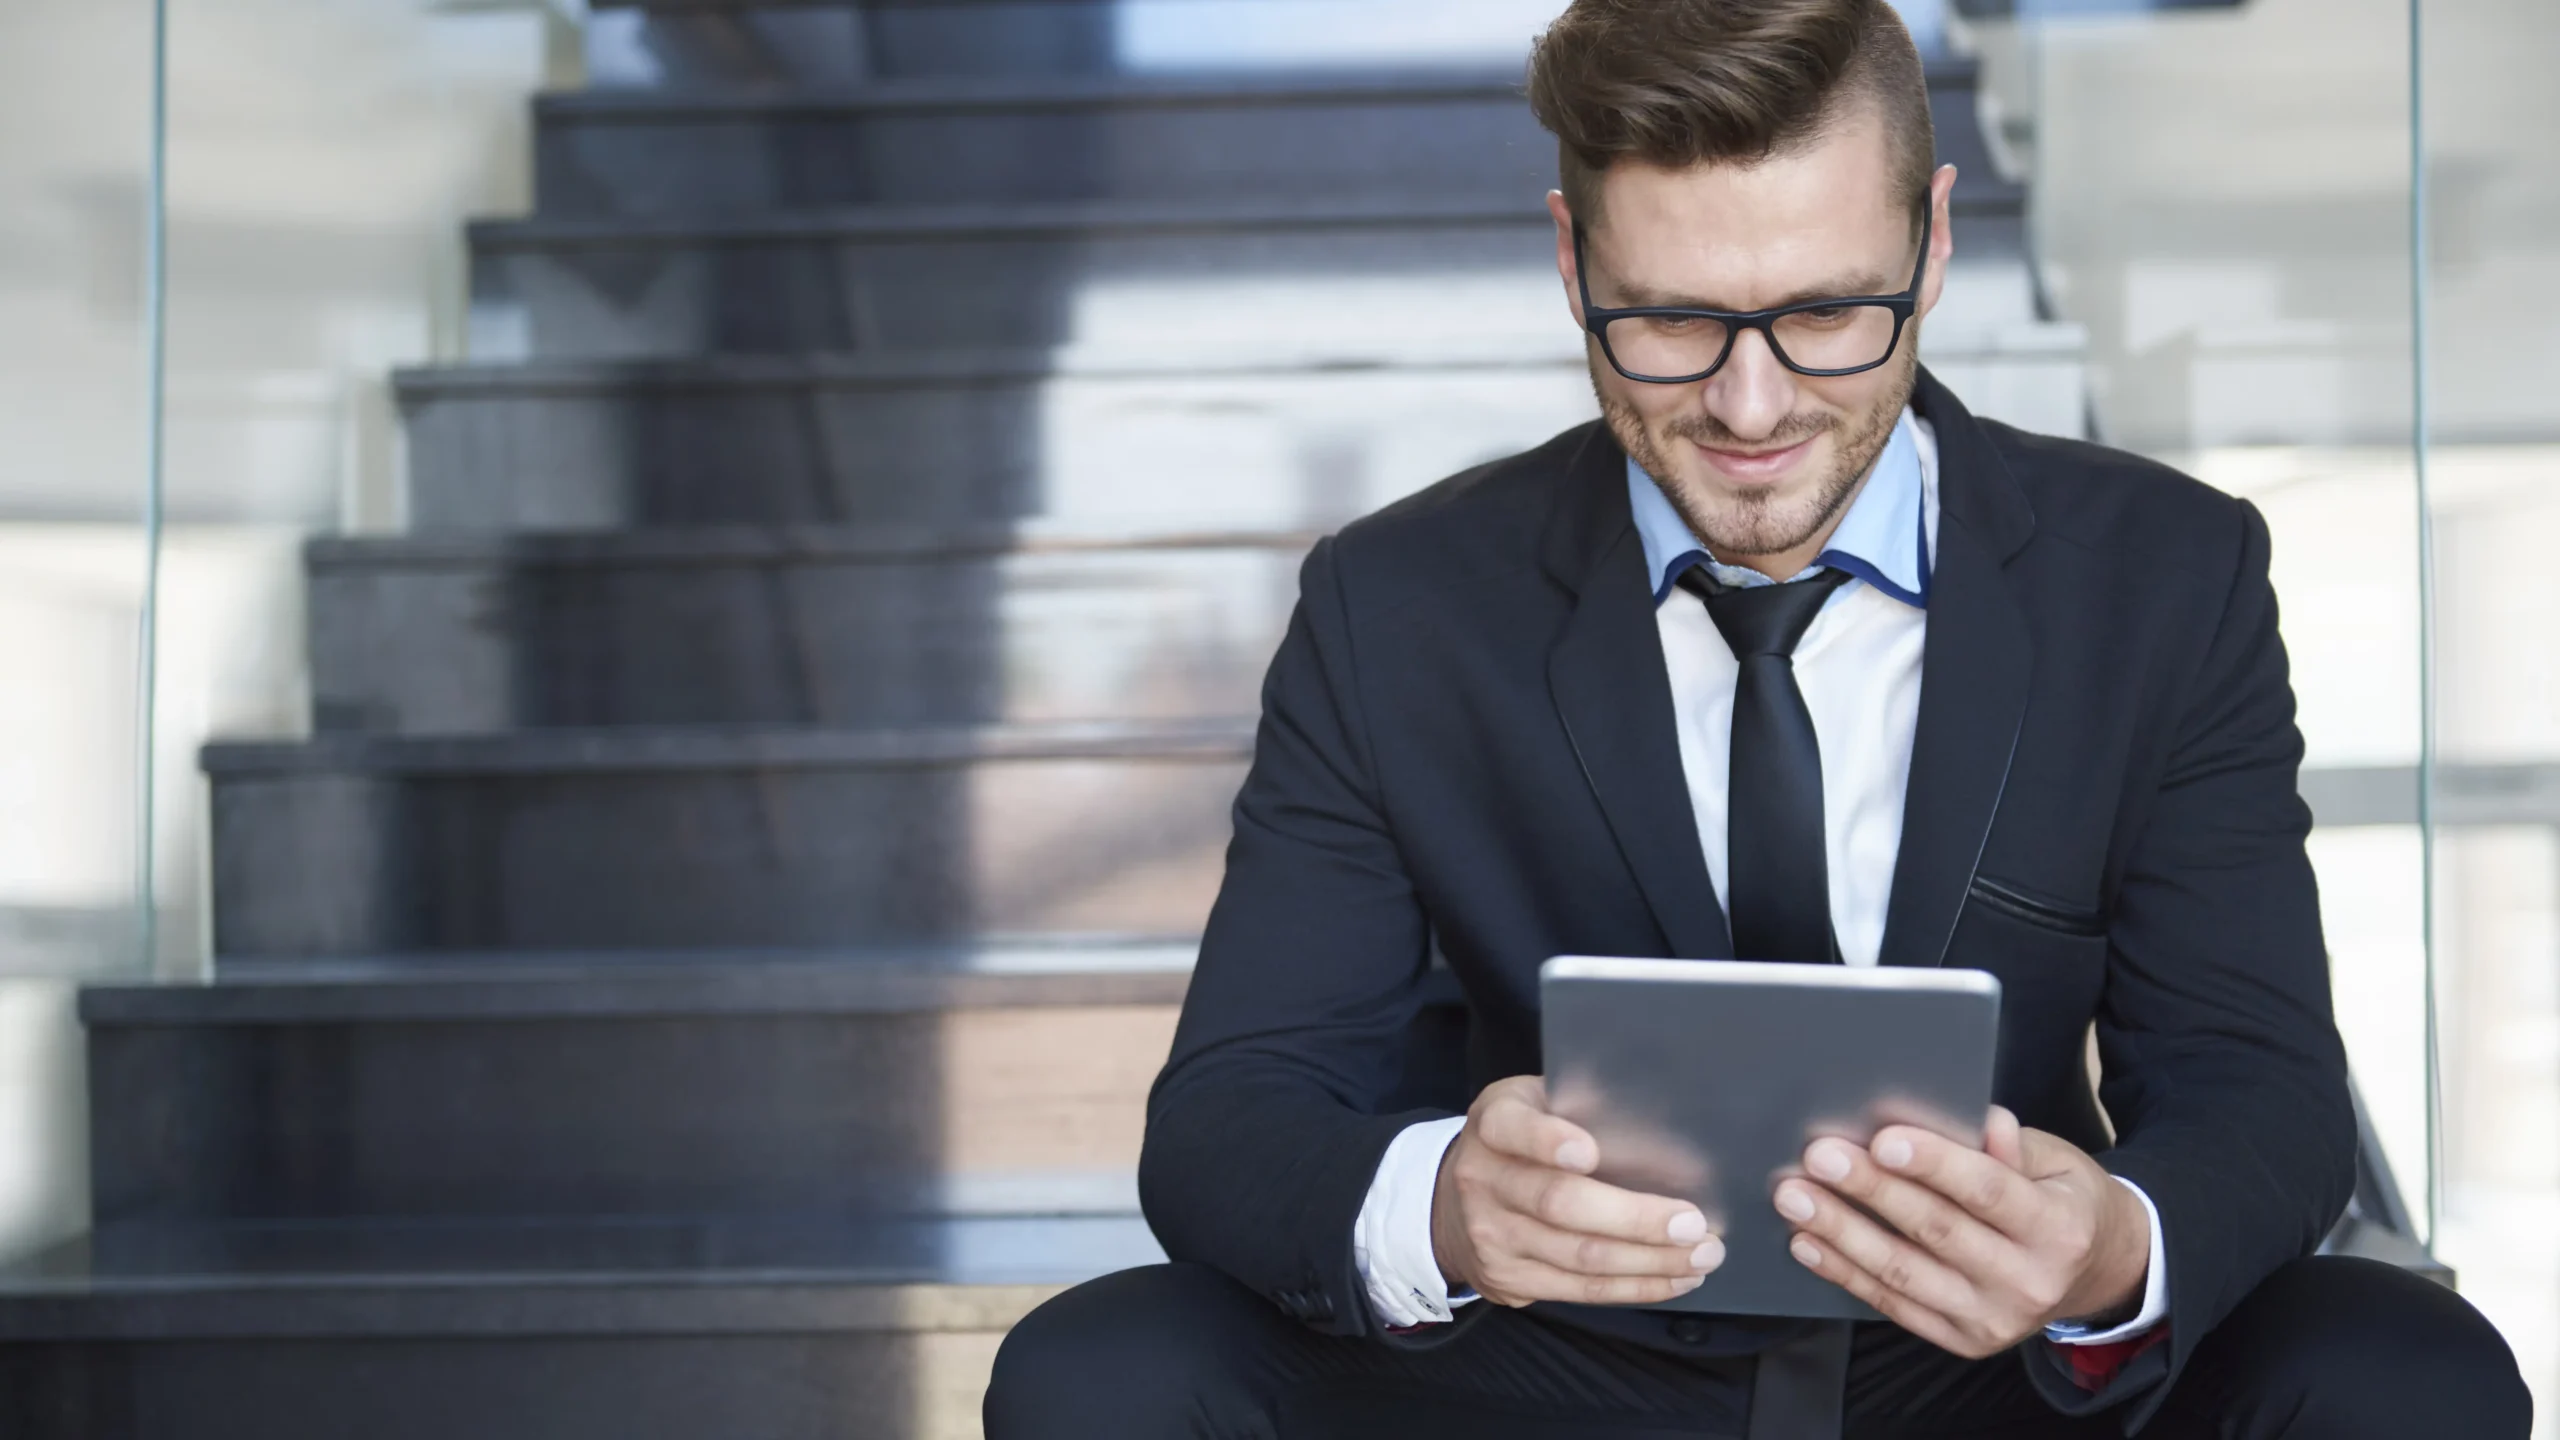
[1966, 874, 2105, 939]
[1953, 876, 2108, 1144]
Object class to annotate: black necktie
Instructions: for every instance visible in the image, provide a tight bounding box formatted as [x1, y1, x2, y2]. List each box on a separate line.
[1677, 566, 1854, 964]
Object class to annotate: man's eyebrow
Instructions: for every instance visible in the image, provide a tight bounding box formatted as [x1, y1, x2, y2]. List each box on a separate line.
[1604, 271, 1898, 310]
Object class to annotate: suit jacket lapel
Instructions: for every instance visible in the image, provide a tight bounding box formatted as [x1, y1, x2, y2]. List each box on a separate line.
[1877, 370, 2038, 969]
[1541, 426, 1735, 961]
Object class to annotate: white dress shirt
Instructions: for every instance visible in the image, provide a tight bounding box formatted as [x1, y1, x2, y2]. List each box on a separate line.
[1352, 409, 2168, 1345]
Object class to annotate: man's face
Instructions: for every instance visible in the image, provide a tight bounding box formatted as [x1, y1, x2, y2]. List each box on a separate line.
[1552, 111, 1954, 567]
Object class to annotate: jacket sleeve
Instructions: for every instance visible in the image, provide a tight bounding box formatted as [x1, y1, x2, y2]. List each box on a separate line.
[1139, 535, 1461, 1339]
[2023, 500, 2358, 1429]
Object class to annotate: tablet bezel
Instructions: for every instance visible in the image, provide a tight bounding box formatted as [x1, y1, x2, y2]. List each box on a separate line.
[1537, 955, 2003, 1321]
[1543, 954, 2003, 996]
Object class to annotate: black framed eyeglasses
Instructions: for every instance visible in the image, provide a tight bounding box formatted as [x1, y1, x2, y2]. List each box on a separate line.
[1574, 207, 1933, 384]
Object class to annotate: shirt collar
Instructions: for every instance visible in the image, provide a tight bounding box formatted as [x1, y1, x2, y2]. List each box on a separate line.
[1625, 407, 1931, 609]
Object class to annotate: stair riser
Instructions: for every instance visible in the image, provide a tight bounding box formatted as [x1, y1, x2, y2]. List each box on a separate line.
[91, 1002, 1174, 1223]
[208, 755, 1243, 959]
[470, 218, 1553, 360]
[529, 78, 2017, 224]
[309, 542, 1299, 734]
[399, 362, 1597, 530]
[2, 1329, 1012, 1440]
[534, 94, 1554, 217]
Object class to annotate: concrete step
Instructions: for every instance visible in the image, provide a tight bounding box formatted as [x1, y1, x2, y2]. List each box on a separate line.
[202, 721, 1254, 961]
[470, 196, 2049, 365]
[532, 70, 1554, 218]
[0, 1206, 2428, 1440]
[306, 523, 1306, 734]
[393, 334, 2094, 532]
[0, 1214, 1159, 1440]
[528, 66, 2022, 219]
[84, 946, 1185, 1225]
[464, 194, 1557, 361]
[392, 345, 1601, 531]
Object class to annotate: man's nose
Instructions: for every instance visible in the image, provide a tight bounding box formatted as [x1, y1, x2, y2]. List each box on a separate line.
[1701, 328, 1797, 442]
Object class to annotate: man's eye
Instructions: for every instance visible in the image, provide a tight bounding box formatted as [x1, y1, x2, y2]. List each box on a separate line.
[1798, 307, 1853, 325]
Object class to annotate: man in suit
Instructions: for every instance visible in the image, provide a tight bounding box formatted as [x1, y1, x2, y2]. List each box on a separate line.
[985, 1, 2529, 1434]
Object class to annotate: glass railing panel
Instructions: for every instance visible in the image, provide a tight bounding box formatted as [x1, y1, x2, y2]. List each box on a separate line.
[0, 0, 155, 1260]
[1974, 0, 2431, 1222]
[153, 0, 563, 974]
[2418, 0, 2560, 1415]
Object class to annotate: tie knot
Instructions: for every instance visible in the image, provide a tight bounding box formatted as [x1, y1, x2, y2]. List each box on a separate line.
[1677, 566, 1853, 660]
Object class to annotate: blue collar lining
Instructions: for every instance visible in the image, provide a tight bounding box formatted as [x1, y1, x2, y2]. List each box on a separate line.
[1628, 410, 1932, 610]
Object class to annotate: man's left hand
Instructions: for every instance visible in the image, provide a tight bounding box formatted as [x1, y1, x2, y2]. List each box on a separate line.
[1773, 1105, 2151, 1359]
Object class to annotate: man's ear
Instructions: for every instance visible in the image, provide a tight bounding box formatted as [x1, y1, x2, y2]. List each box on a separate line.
[1547, 189, 1586, 327]
[1915, 163, 1957, 321]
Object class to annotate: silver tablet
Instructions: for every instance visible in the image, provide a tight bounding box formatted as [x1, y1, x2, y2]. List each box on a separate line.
[1538, 956, 2002, 1320]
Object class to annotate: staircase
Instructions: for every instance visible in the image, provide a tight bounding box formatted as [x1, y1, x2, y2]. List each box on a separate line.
[0, 4, 2089, 1437]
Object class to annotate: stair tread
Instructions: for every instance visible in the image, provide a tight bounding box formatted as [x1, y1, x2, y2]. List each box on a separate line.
[536, 58, 1988, 118]
[200, 716, 1259, 776]
[535, 66, 1550, 120]
[0, 1215, 1161, 1339]
[86, 941, 1194, 1025]
[401, 316, 2068, 395]
[473, 184, 2020, 249]
[305, 517, 1319, 569]
[392, 340, 1590, 396]
[471, 191, 1549, 246]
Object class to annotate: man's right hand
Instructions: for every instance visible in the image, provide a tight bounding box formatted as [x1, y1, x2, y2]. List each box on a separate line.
[1429, 1074, 1725, 1307]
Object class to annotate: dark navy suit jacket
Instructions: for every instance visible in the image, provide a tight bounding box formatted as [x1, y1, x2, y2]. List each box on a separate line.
[1138, 366, 2354, 1424]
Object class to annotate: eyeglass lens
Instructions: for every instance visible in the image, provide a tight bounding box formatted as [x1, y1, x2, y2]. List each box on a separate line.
[1605, 304, 1899, 381]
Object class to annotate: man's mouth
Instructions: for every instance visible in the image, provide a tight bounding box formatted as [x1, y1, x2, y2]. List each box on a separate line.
[1689, 433, 1817, 484]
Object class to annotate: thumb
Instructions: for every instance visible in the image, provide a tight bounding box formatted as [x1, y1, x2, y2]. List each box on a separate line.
[1984, 1105, 2027, 1171]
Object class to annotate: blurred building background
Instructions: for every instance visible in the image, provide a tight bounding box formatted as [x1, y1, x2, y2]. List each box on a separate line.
[0, 0, 2549, 1434]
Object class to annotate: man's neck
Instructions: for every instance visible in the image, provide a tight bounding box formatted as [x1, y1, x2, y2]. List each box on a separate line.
[1706, 475, 1869, 583]
[1713, 540, 1832, 584]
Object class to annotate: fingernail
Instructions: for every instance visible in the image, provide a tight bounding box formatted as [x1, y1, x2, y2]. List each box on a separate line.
[1554, 1139, 1597, 1171]
[1666, 1209, 1708, 1244]
[1806, 1140, 1853, 1182]
[1791, 1237, 1823, 1267]
[1876, 1135, 1915, 1169]
[1689, 1238, 1725, 1272]
[1775, 1183, 1816, 1222]
[1675, 1274, 1706, 1293]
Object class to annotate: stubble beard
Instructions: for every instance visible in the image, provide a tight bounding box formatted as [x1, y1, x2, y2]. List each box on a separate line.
[1595, 345, 1919, 566]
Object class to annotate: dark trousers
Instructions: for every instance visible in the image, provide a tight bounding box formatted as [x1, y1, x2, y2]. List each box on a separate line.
[985, 1257, 2528, 1438]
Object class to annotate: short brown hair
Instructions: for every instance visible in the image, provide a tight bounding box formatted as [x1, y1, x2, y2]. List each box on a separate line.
[1526, 0, 1934, 234]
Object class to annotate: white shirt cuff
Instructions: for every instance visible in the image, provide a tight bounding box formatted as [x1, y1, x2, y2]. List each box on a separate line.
[1353, 1116, 1479, 1327]
[2045, 1176, 2169, 1345]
